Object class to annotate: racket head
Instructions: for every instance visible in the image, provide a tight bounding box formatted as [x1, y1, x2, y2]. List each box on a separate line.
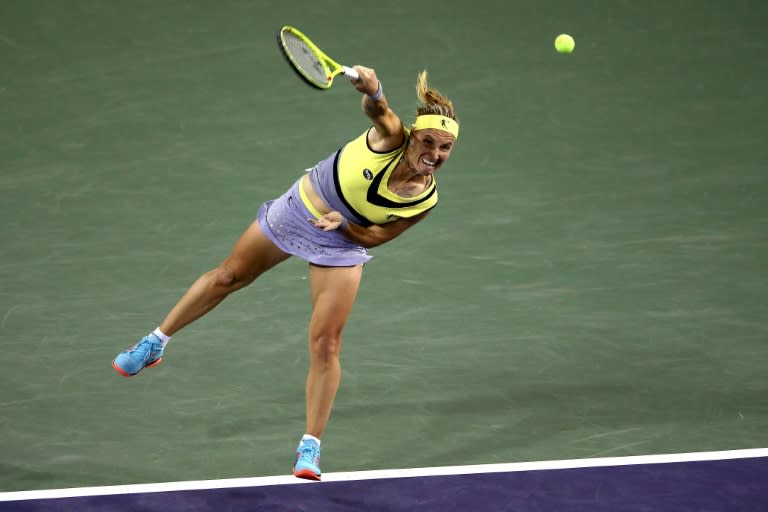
[277, 26, 344, 89]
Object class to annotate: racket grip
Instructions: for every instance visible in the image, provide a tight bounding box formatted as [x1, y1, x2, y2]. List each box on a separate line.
[342, 66, 359, 80]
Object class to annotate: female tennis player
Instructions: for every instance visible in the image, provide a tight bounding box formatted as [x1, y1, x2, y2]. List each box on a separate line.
[112, 65, 459, 481]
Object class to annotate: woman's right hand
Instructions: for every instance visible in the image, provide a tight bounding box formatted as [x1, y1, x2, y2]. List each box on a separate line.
[350, 66, 379, 97]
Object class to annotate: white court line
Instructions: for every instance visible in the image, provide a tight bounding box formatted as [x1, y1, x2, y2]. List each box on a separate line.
[1, 448, 766, 502]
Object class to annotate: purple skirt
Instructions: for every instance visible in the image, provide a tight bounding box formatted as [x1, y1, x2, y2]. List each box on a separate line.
[257, 179, 372, 266]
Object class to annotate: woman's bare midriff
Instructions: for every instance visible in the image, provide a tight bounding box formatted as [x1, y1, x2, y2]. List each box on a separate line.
[301, 174, 333, 217]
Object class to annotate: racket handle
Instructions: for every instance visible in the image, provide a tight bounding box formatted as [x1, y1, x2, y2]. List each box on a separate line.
[342, 66, 359, 80]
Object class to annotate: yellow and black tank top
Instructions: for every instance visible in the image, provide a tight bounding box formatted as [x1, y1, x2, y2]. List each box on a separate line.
[307, 128, 438, 226]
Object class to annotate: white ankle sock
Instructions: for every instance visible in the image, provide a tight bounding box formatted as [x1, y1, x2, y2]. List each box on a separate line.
[301, 434, 321, 447]
[152, 327, 170, 347]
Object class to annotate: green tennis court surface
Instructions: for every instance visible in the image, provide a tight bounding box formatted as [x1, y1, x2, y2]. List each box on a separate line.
[1, 0, 766, 493]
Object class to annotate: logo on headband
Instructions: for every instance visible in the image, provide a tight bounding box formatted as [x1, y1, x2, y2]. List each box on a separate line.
[441, 119, 448, 129]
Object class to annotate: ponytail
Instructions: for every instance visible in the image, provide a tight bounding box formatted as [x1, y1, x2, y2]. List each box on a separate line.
[415, 70, 458, 123]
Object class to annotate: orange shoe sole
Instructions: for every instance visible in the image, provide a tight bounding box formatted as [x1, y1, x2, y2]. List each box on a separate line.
[293, 468, 321, 481]
[112, 357, 162, 377]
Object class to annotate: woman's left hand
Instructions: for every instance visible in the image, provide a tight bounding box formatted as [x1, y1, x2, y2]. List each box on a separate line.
[309, 211, 346, 231]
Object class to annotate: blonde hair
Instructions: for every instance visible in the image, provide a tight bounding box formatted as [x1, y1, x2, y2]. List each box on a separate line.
[415, 70, 458, 123]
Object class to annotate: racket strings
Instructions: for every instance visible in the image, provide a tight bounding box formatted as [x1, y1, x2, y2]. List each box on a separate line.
[282, 32, 330, 86]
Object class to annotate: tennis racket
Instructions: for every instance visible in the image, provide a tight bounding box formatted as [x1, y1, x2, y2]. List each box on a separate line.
[277, 25, 359, 89]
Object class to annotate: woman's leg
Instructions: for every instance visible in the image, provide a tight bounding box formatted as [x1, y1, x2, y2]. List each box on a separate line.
[304, 264, 363, 438]
[293, 263, 363, 480]
[159, 221, 291, 336]
[113, 221, 291, 376]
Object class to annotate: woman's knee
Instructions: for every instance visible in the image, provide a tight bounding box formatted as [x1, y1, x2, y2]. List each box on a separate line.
[213, 262, 254, 290]
[309, 333, 342, 363]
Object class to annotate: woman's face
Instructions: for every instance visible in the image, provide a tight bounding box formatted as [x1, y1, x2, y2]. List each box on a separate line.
[404, 128, 456, 175]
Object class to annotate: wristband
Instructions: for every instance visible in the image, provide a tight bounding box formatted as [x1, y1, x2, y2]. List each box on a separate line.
[368, 81, 383, 101]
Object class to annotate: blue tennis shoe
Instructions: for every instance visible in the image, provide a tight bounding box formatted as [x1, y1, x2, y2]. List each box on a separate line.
[112, 334, 164, 377]
[293, 438, 322, 481]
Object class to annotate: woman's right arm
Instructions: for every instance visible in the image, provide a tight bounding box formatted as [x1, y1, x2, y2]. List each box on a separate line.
[350, 65, 404, 152]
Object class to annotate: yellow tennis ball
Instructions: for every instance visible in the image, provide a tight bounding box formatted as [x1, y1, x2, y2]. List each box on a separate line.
[554, 34, 575, 54]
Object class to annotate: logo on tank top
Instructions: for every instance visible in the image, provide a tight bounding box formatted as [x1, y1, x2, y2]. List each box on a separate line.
[362, 168, 374, 180]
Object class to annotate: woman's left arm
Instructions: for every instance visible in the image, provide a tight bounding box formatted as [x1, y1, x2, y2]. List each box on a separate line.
[311, 210, 431, 248]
